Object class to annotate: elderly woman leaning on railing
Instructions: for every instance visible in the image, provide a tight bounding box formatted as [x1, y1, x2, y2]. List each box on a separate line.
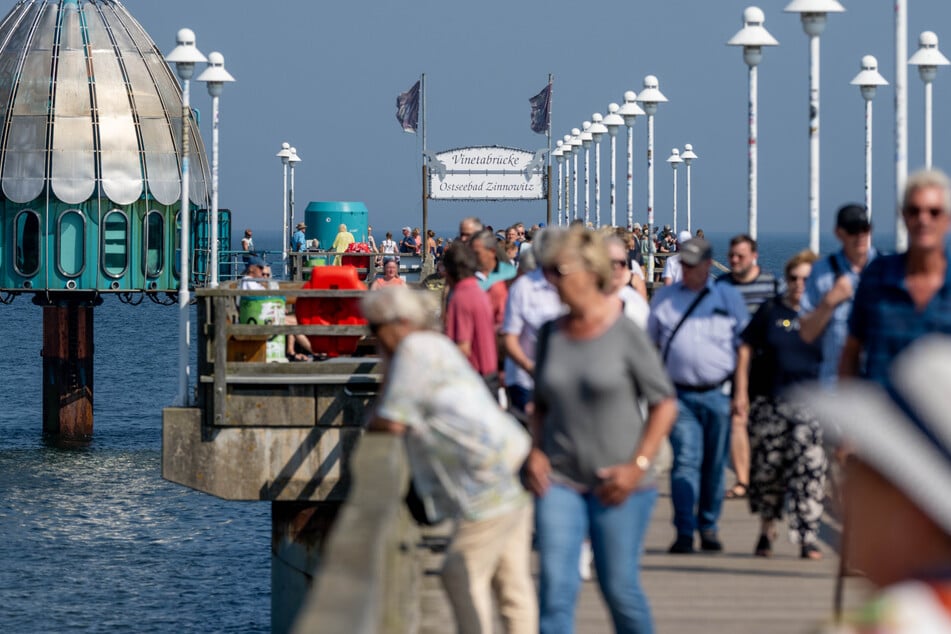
[362, 285, 538, 634]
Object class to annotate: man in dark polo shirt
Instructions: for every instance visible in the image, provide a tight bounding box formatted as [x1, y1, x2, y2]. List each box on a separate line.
[443, 242, 500, 397]
[717, 234, 781, 501]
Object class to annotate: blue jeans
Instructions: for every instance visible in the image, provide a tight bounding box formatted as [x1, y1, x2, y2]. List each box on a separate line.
[536, 483, 657, 634]
[669, 388, 732, 537]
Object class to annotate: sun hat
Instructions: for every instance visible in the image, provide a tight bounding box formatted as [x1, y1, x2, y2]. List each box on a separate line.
[296, 222, 306, 230]
[793, 335, 951, 535]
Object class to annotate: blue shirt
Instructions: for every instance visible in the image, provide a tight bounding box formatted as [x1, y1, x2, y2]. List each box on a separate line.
[477, 261, 516, 291]
[799, 248, 877, 386]
[648, 278, 749, 386]
[290, 229, 306, 252]
[849, 252, 951, 385]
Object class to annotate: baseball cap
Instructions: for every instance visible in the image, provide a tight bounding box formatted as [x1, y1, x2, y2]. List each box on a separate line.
[677, 230, 692, 243]
[836, 204, 871, 234]
[679, 238, 712, 267]
[402, 226, 411, 232]
[245, 255, 266, 270]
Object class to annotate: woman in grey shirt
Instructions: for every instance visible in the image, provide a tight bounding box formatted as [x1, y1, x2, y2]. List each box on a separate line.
[524, 227, 677, 634]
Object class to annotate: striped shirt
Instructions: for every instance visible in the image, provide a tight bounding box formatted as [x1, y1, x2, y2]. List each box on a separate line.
[717, 269, 780, 314]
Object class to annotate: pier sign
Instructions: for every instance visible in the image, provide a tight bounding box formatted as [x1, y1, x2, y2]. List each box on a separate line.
[426, 146, 548, 200]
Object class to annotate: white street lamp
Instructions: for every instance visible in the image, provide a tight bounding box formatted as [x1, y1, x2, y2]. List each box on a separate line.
[603, 104, 624, 228]
[681, 144, 698, 233]
[908, 31, 950, 170]
[570, 129, 583, 220]
[618, 91, 645, 229]
[288, 146, 301, 229]
[637, 75, 668, 283]
[562, 134, 574, 224]
[667, 148, 683, 233]
[590, 113, 608, 227]
[785, 0, 845, 255]
[581, 121, 593, 226]
[165, 27, 206, 408]
[728, 5, 779, 241]
[196, 51, 235, 290]
[553, 141, 565, 226]
[276, 142, 291, 275]
[850, 55, 888, 219]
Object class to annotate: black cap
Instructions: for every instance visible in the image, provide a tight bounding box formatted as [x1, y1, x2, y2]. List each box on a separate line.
[836, 204, 871, 234]
[679, 238, 713, 266]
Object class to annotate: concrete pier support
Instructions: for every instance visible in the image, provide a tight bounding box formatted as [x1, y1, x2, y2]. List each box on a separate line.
[272, 501, 342, 634]
[38, 295, 100, 443]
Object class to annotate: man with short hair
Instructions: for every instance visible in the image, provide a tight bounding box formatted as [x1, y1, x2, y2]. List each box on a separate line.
[399, 226, 417, 254]
[458, 217, 484, 243]
[290, 222, 307, 252]
[841, 169, 951, 383]
[470, 230, 516, 291]
[648, 238, 749, 554]
[662, 230, 694, 286]
[717, 234, 781, 500]
[799, 204, 877, 386]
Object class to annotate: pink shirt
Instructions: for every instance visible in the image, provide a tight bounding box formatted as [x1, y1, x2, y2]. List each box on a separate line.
[445, 277, 498, 376]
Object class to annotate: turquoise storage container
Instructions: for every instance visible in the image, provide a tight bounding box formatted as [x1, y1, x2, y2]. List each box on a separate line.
[303, 201, 369, 251]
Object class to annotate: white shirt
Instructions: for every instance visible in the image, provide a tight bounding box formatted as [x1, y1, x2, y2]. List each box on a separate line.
[662, 254, 682, 284]
[618, 285, 649, 330]
[380, 239, 398, 254]
[501, 269, 565, 390]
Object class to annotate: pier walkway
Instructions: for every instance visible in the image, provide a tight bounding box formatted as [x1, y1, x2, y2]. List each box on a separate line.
[418, 476, 870, 633]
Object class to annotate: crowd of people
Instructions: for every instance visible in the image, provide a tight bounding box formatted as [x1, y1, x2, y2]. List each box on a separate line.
[275, 168, 951, 632]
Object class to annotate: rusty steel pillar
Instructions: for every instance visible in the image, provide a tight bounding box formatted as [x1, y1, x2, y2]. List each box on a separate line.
[272, 501, 342, 634]
[37, 294, 101, 443]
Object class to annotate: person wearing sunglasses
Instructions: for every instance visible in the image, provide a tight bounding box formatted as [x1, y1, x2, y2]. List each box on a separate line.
[733, 250, 826, 560]
[840, 169, 951, 384]
[798, 203, 877, 387]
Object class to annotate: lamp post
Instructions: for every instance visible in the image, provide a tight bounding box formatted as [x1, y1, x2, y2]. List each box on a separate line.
[850, 56, 888, 219]
[562, 134, 574, 223]
[603, 104, 624, 227]
[570, 129, 582, 220]
[581, 121, 593, 226]
[681, 144, 698, 233]
[896, 0, 908, 250]
[196, 51, 235, 289]
[728, 5, 779, 241]
[553, 141, 564, 226]
[276, 142, 291, 274]
[590, 113, 608, 227]
[618, 91, 645, 229]
[785, 0, 845, 255]
[165, 28, 206, 408]
[637, 75, 668, 283]
[908, 31, 950, 170]
[288, 146, 301, 229]
[667, 149, 683, 232]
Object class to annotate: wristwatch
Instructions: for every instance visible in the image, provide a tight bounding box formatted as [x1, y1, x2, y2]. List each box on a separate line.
[635, 455, 651, 471]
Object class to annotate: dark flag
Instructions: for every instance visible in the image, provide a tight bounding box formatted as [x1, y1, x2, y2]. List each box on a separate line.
[529, 83, 552, 134]
[396, 80, 421, 133]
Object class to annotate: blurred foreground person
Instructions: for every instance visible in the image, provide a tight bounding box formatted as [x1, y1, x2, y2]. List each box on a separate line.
[801, 335, 951, 633]
[364, 286, 537, 634]
[525, 227, 677, 634]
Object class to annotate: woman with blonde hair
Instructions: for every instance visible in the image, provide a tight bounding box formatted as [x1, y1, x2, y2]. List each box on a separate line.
[364, 286, 537, 634]
[524, 226, 677, 633]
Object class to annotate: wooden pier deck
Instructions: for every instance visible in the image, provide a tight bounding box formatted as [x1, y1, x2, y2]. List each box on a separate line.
[418, 474, 871, 633]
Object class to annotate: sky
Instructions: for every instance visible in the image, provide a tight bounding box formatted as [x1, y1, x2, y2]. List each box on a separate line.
[114, 0, 951, 252]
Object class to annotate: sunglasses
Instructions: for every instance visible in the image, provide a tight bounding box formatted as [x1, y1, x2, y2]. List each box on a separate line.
[903, 205, 945, 219]
[611, 259, 628, 269]
[542, 263, 580, 279]
[787, 274, 808, 282]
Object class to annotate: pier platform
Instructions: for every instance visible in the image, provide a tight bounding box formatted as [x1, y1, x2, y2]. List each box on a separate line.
[416, 477, 870, 633]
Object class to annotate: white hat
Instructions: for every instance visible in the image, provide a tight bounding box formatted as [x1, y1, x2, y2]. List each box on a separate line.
[794, 335, 951, 535]
[678, 230, 692, 243]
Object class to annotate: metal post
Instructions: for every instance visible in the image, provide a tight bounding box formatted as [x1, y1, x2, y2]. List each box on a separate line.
[749, 63, 759, 240]
[564, 167, 570, 225]
[626, 124, 634, 229]
[808, 33, 821, 255]
[594, 140, 602, 227]
[925, 80, 934, 169]
[865, 98, 873, 218]
[209, 93, 220, 288]
[547, 164, 553, 226]
[671, 162, 679, 233]
[686, 160, 693, 234]
[177, 78, 192, 407]
[281, 160, 288, 277]
[556, 158, 562, 225]
[610, 134, 617, 227]
[896, 0, 908, 251]
[422, 163, 430, 273]
[584, 145, 590, 226]
[646, 113, 655, 281]
[573, 152, 579, 220]
[289, 161, 297, 236]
